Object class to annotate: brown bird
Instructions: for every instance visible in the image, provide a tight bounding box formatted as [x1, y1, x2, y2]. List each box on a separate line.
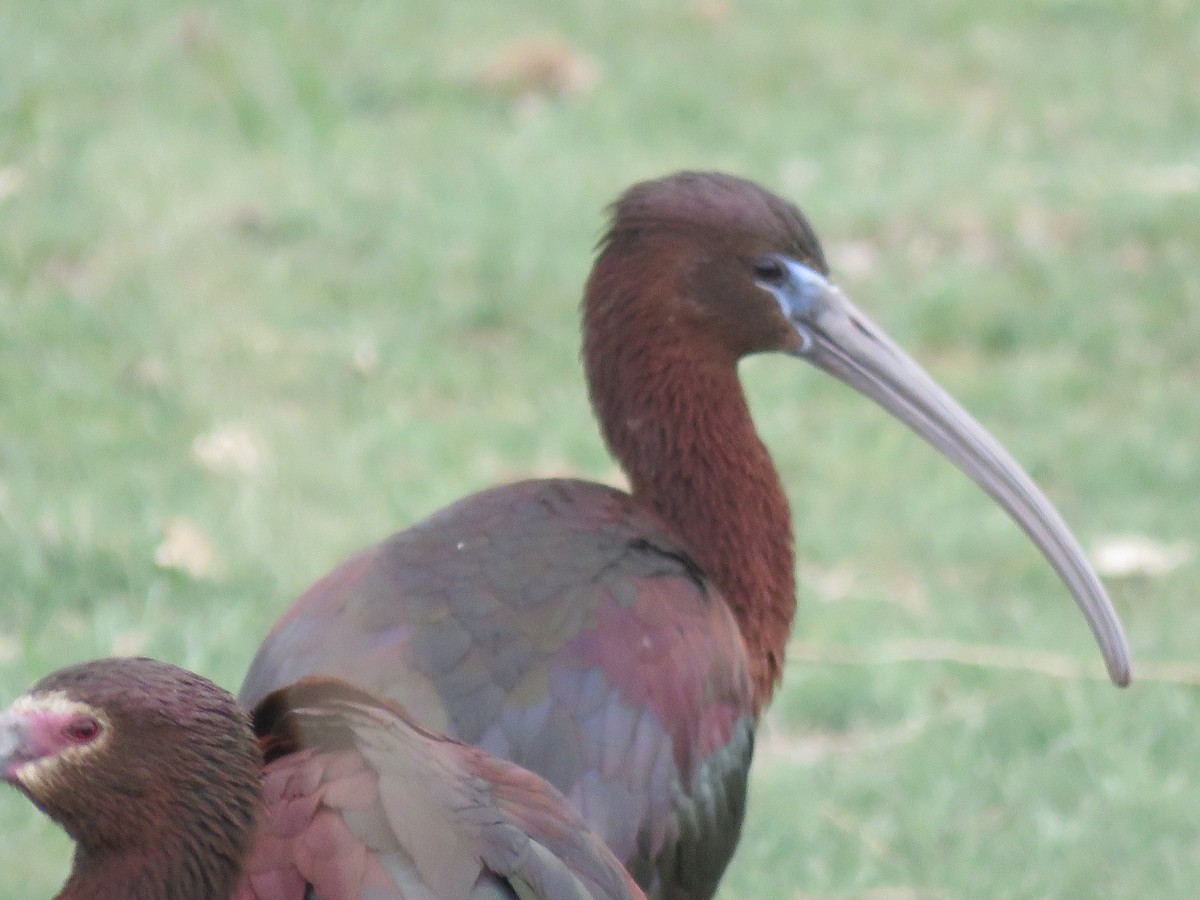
[0, 656, 646, 900]
[240, 172, 1132, 899]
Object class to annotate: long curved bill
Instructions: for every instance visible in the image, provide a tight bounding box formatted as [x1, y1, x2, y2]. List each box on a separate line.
[765, 258, 1131, 686]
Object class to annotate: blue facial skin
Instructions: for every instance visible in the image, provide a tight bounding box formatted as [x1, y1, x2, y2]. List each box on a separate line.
[754, 255, 835, 354]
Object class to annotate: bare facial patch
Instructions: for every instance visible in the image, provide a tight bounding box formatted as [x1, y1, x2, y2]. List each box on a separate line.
[1, 691, 111, 792]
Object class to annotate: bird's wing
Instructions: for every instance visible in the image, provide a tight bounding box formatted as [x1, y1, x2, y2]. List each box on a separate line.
[232, 743, 404, 900]
[456, 742, 646, 900]
[240, 479, 756, 899]
[238, 678, 642, 900]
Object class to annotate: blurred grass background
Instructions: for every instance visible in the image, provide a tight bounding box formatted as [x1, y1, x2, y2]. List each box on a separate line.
[1, 0, 1197, 896]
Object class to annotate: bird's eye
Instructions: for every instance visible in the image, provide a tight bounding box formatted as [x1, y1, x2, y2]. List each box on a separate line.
[752, 255, 786, 285]
[62, 716, 101, 744]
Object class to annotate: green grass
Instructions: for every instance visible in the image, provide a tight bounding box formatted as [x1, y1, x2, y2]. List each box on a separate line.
[2, 0, 1197, 896]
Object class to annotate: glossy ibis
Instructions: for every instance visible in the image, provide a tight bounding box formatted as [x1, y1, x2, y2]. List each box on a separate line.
[241, 171, 1131, 899]
[0, 657, 645, 900]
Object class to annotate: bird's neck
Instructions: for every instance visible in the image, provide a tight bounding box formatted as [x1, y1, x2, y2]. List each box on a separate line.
[57, 852, 176, 900]
[56, 812, 247, 900]
[586, 335, 795, 711]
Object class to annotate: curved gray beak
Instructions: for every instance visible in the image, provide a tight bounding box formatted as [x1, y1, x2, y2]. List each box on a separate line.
[762, 257, 1131, 686]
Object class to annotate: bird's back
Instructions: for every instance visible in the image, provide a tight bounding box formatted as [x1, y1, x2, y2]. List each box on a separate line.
[241, 479, 756, 899]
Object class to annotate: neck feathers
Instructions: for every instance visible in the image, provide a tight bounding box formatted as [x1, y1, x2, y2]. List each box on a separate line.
[584, 267, 795, 709]
[54, 747, 260, 900]
[57, 816, 254, 900]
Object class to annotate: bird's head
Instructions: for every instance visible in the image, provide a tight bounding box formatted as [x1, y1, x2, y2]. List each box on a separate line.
[0, 657, 260, 863]
[589, 170, 833, 363]
[588, 171, 1131, 687]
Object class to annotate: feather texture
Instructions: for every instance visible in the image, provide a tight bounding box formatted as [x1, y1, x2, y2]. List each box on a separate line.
[1, 659, 643, 900]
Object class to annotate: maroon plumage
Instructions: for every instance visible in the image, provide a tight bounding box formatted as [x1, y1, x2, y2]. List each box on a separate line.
[240, 171, 1129, 900]
[0, 657, 645, 900]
